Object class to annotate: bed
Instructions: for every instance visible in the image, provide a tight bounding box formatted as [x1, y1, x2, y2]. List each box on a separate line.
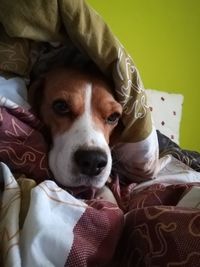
[0, 1, 200, 266]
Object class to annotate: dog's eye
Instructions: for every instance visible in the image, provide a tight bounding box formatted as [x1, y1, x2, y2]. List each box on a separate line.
[106, 112, 121, 125]
[52, 100, 70, 115]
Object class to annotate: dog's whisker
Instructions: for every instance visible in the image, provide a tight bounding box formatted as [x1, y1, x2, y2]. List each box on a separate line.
[111, 155, 125, 167]
[112, 159, 122, 167]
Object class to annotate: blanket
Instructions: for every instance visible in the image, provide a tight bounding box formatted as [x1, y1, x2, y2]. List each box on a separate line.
[1, 92, 200, 266]
[0, 0, 152, 143]
[1, 161, 200, 267]
[0, 162, 123, 267]
[157, 130, 200, 172]
[0, 0, 161, 182]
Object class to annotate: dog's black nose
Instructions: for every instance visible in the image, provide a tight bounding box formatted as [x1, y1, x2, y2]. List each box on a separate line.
[74, 149, 108, 176]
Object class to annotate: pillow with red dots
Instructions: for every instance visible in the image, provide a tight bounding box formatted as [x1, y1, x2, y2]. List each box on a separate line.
[146, 89, 184, 144]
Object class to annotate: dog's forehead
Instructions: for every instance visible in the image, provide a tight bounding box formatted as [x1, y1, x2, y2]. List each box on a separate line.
[44, 68, 114, 97]
[44, 69, 87, 93]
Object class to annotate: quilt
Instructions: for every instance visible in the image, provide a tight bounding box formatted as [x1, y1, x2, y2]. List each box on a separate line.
[0, 88, 200, 266]
[0, 0, 152, 143]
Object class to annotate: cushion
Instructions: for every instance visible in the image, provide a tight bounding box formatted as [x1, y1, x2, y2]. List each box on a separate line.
[146, 89, 184, 144]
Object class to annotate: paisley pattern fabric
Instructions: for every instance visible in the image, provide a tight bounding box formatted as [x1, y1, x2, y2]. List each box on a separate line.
[111, 183, 200, 267]
[0, 0, 160, 181]
[0, 163, 123, 267]
[0, 26, 30, 76]
[0, 105, 51, 182]
[0, 0, 152, 142]
[0, 103, 200, 266]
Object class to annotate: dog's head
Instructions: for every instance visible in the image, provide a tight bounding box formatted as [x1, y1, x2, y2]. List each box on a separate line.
[29, 67, 122, 188]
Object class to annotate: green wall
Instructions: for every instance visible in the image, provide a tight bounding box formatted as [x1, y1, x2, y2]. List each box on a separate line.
[87, 0, 200, 151]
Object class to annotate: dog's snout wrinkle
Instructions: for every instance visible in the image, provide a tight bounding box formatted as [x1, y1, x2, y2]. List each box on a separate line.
[74, 149, 108, 177]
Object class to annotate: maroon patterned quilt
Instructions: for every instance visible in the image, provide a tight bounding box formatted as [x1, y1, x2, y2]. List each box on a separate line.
[110, 183, 200, 266]
[0, 106, 51, 182]
[0, 105, 200, 267]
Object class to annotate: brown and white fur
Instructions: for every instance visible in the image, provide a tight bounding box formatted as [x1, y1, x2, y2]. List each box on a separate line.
[29, 67, 122, 189]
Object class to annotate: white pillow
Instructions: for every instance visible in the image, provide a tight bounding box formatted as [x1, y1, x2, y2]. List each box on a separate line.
[146, 89, 184, 144]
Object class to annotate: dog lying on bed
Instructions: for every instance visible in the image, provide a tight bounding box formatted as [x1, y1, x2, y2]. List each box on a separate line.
[29, 67, 122, 190]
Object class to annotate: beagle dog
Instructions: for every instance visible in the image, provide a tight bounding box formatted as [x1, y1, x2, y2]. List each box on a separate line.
[29, 67, 122, 189]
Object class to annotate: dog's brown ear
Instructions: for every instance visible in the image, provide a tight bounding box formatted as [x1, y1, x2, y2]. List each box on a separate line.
[28, 77, 45, 117]
[28, 77, 53, 145]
